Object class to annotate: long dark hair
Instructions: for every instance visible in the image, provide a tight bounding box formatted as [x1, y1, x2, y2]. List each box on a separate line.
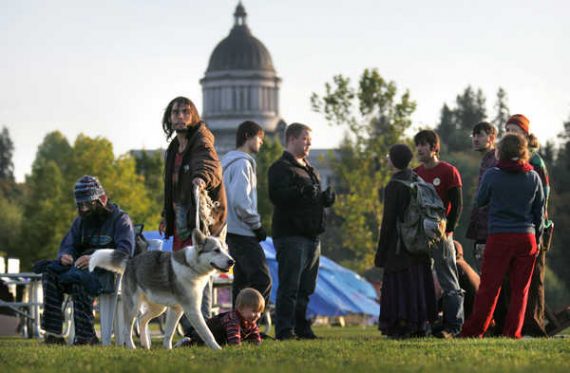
[161, 96, 201, 139]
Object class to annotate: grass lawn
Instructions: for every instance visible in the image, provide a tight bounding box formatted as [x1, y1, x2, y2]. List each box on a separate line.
[1, 326, 569, 373]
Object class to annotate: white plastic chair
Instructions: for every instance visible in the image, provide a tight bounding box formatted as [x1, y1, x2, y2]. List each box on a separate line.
[98, 274, 122, 346]
[60, 274, 122, 345]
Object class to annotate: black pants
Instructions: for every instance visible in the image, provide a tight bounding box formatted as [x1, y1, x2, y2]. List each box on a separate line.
[227, 233, 272, 306]
[522, 249, 547, 336]
[274, 236, 320, 338]
[41, 269, 96, 342]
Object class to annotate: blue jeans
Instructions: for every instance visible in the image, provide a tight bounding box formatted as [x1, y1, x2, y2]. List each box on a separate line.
[274, 236, 320, 337]
[432, 236, 465, 334]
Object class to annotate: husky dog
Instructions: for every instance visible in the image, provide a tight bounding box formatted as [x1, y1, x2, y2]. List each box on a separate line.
[89, 228, 234, 350]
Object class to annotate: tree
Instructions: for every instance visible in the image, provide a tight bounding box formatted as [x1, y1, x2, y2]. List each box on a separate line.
[68, 135, 152, 229]
[437, 86, 487, 152]
[19, 159, 71, 266]
[255, 135, 283, 235]
[548, 116, 570, 291]
[0, 126, 15, 182]
[492, 87, 510, 137]
[311, 68, 416, 271]
[132, 149, 164, 230]
[0, 193, 22, 258]
[541, 141, 556, 166]
[17, 132, 156, 268]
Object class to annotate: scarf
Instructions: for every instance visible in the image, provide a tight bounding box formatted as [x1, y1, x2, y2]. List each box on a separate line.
[497, 159, 533, 173]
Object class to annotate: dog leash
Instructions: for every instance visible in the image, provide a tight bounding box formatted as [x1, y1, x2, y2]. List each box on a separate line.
[193, 184, 200, 233]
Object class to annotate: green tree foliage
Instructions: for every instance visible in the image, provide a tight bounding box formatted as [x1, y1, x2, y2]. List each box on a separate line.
[0, 126, 15, 182]
[548, 117, 570, 292]
[132, 149, 164, 230]
[437, 86, 487, 153]
[255, 135, 283, 235]
[443, 151, 481, 263]
[492, 87, 510, 137]
[20, 160, 71, 266]
[0, 193, 22, 258]
[311, 68, 416, 271]
[17, 132, 154, 268]
[435, 87, 488, 264]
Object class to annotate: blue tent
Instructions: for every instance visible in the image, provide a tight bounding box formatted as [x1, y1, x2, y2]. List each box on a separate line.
[142, 232, 379, 318]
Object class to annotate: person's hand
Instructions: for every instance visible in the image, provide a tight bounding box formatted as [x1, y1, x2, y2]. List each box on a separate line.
[60, 254, 74, 266]
[75, 255, 91, 270]
[193, 178, 206, 190]
[322, 186, 336, 206]
[253, 226, 267, 242]
[158, 218, 166, 236]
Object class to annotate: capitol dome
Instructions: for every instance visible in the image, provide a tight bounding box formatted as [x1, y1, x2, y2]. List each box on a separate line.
[201, 2, 282, 154]
[207, 3, 275, 72]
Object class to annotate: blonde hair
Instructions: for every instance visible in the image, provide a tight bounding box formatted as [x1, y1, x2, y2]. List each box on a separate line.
[497, 133, 529, 162]
[235, 288, 265, 312]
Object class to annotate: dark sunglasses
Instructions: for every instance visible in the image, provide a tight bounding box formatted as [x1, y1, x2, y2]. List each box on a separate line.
[76, 200, 98, 209]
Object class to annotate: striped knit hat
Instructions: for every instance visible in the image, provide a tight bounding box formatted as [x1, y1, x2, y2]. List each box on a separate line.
[74, 175, 105, 204]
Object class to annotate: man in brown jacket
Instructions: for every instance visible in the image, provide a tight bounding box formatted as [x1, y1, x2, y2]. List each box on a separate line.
[159, 96, 227, 331]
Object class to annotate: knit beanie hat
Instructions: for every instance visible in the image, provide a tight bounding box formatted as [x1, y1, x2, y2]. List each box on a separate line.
[389, 144, 413, 169]
[74, 175, 105, 204]
[506, 114, 530, 134]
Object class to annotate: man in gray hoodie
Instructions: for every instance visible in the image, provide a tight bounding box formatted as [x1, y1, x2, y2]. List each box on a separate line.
[221, 121, 272, 306]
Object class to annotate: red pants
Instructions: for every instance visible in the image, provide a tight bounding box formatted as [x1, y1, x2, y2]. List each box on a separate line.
[461, 233, 537, 339]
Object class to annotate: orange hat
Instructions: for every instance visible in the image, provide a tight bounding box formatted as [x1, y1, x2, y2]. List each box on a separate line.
[506, 114, 530, 134]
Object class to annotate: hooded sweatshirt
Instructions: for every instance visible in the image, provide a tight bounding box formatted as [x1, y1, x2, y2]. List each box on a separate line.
[477, 160, 545, 236]
[221, 150, 261, 237]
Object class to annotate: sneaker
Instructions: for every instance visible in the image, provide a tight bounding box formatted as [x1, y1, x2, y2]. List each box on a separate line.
[73, 336, 99, 346]
[44, 335, 66, 345]
[174, 337, 193, 348]
[276, 330, 297, 341]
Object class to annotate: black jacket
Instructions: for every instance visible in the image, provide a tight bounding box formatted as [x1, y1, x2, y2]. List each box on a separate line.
[375, 169, 431, 272]
[268, 151, 332, 239]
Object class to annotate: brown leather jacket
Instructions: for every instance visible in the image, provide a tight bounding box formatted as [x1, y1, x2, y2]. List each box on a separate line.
[163, 122, 227, 238]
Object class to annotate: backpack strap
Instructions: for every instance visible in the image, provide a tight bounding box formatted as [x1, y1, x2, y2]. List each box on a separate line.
[392, 179, 413, 188]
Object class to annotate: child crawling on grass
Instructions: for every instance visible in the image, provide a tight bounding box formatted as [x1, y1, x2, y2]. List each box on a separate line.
[176, 287, 264, 347]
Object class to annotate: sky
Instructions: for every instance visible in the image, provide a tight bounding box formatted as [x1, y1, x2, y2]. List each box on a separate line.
[1, 0, 569, 182]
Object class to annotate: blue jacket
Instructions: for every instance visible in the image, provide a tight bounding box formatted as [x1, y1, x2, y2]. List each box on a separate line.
[477, 167, 545, 237]
[55, 203, 134, 294]
[57, 203, 134, 260]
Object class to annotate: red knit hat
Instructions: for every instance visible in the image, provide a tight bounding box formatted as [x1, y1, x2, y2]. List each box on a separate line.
[506, 114, 530, 134]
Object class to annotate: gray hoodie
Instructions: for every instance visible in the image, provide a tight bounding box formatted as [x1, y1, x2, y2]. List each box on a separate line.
[221, 150, 261, 236]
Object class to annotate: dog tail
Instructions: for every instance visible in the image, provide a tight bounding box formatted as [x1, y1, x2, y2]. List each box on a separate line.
[89, 249, 129, 274]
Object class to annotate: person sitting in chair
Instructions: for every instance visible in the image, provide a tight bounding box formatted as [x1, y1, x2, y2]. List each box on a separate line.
[40, 175, 135, 345]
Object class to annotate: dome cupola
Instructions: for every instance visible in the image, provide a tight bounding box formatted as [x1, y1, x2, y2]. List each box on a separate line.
[206, 3, 275, 72]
